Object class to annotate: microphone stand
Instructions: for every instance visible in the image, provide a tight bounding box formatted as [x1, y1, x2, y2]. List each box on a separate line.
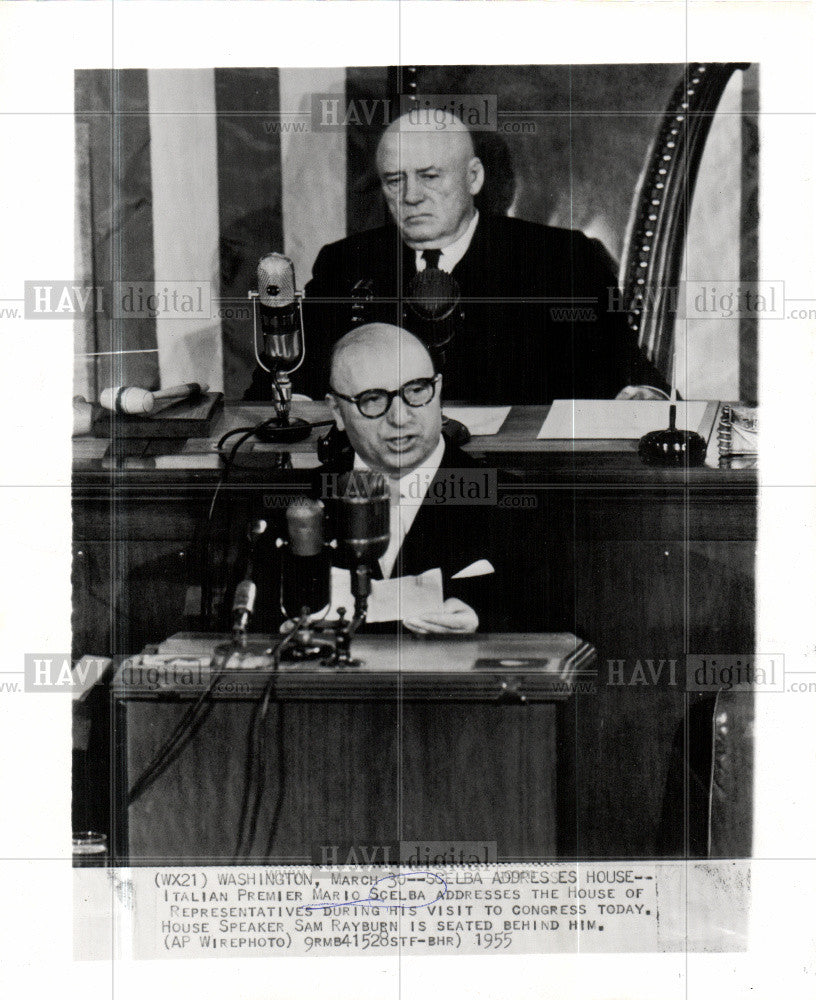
[280, 608, 365, 668]
[215, 520, 287, 668]
[332, 562, 377, 664]
[350, 563, 374, 624]
[277, 560, 375, 668]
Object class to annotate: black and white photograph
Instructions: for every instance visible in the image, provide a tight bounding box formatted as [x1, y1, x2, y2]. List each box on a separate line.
[70, 59, 759, 870]
[1, 1, 815, 997]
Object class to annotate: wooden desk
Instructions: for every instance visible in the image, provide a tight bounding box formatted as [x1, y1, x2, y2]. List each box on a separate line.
[112, 632, 594, 865]
[74, 403, 756, 858]
[73, 399, 740, 477]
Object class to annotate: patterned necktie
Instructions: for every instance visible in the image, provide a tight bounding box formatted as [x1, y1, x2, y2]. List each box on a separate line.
[422, 248, 442, 270]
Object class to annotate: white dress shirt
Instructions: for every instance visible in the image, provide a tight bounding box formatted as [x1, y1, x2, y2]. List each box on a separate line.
[413, 211, 480, 274]
[354, 437, 446, 579]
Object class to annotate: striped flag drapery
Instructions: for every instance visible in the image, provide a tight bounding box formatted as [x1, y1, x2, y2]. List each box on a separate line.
[74, 67, 347, 400]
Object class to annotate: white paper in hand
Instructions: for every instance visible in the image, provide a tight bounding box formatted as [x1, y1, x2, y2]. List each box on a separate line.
[328, 567, 444, 623]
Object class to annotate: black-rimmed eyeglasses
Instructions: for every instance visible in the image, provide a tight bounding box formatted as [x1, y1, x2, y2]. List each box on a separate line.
[329, 374, 440, 419]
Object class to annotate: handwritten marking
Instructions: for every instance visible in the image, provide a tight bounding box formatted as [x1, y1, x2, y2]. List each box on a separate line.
[305, 871, 447, 912]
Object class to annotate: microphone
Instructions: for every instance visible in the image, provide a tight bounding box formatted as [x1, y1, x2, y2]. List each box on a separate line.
[231, 519, 267, 639]
[274, 479, 390, 666]
[335, 472, 390, 566]
[231, 580, 257, 638]
[256, 253, 304, 373]
[249, 253, 311, 443]
[405, 267, 463, 349]
[335, 471, 390, 620]
[280, 499, 331, 620]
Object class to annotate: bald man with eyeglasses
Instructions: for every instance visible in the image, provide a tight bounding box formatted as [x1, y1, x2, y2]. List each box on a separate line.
[320, 323, 517, 635]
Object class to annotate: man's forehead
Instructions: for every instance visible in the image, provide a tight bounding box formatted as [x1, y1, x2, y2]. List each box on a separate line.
[333, 339, 433, 391]
[377, 126, 470, 170]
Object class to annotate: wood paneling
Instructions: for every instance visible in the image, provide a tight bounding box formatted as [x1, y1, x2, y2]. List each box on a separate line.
[119, 700, 557, 865]
[72, 539, 196, 659]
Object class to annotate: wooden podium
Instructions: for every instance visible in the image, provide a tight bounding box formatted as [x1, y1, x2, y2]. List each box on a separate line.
[111, 632, 595, 865]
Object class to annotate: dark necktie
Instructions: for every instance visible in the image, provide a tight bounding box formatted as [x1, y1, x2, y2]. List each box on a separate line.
[422, 248, 442, 270]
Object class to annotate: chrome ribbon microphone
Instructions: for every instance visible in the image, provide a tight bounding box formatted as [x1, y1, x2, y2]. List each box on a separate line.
[255, 253, 304, 374]
[248, 252, 311, 442]
[335, 471, 390, 622]
[405, 267, 463, 349]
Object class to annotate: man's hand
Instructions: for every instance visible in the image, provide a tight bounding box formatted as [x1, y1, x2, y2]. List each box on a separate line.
[615, 385, 670, 401]
[403, 597, 479, 635]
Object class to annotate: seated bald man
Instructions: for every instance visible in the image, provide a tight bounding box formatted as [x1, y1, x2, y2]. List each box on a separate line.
[246, 110, 667, 405]
[320, 323, 514, 634]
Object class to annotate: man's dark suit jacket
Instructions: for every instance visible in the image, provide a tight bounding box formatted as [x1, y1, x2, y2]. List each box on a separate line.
[246, 214, 667, 404]
[319, 439, 515, 633]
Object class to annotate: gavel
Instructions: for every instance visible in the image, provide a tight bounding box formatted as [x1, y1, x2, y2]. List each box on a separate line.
[99, 382, 208, 415]
[72, 382, 209, 436]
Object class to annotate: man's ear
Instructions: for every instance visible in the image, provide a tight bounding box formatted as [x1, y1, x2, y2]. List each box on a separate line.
[467, 157, 485, 197]
[326, 393, 345, 432]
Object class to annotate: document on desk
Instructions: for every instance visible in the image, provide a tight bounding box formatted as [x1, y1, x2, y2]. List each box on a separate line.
[329, 566, 444, 623]
[537, 399, 712, 439]
[443, 406, 511, 436]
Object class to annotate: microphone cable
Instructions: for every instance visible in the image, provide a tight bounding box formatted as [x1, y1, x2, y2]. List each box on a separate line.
[127, 647, 229, 807]
[201, 420, 279, 626]
[233, 616, 308, 861]
[214, 418, 335, 464]
[200, 416, 334, 625]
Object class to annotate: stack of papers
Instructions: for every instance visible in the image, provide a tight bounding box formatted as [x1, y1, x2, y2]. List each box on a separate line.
[537, 399, 711, 440]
